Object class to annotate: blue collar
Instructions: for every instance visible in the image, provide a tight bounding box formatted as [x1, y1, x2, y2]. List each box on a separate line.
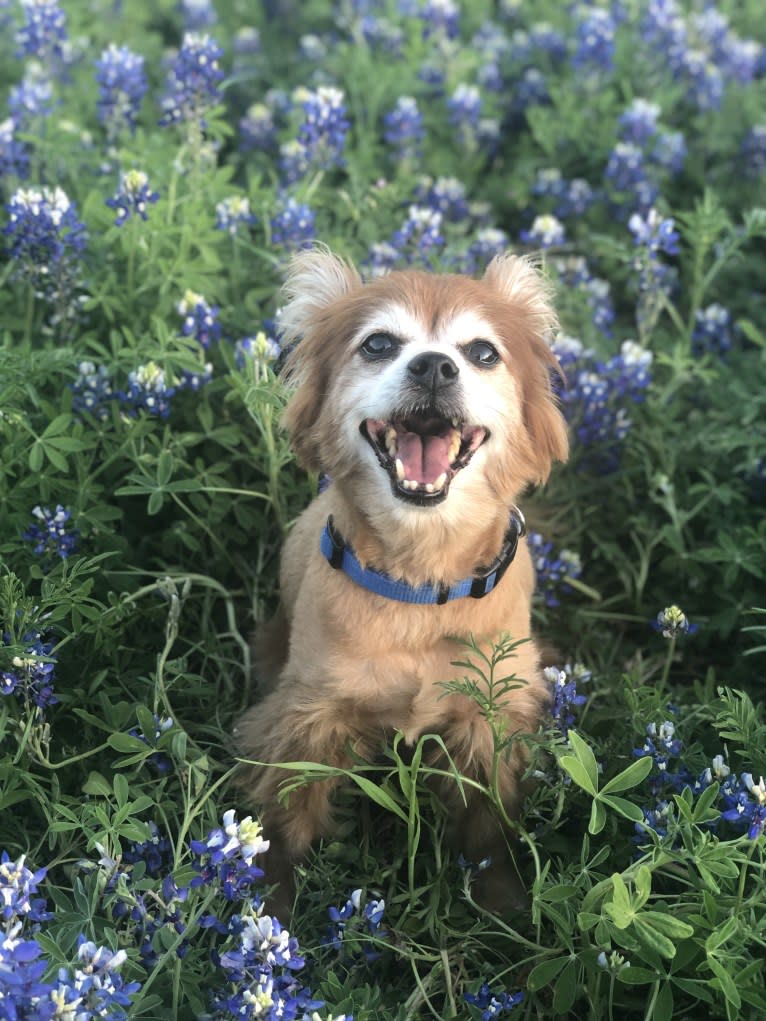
[319, 507, 526, 605]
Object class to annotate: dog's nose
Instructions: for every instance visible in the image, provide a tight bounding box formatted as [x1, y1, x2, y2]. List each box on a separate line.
[407, 351, 459, 392]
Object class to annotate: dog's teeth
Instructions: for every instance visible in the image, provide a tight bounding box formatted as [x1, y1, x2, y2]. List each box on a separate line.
[395, 458, 405, 481]
[434, 472, 447, 490]
[385, 427, 397, 457]
[451, 416, 459, 428]
[448, 430, 461, 461]
[425, 483, 434, 493]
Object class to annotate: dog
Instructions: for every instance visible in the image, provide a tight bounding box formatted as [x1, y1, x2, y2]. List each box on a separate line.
[234, 245, 568, 916]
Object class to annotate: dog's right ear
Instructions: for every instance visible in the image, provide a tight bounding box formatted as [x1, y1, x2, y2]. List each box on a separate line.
[278, 244, 361, 346]
[280, 245, 361, 470]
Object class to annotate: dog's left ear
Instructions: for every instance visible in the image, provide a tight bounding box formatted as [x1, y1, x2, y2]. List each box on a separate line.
[280, 245, 362, 470]
[483, 254, 569, 484]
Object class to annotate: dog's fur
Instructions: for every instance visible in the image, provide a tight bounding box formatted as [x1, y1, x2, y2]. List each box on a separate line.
[235, 247, 568, 915]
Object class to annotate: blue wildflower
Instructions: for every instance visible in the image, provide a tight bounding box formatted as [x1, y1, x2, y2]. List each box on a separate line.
[95, 44, 148, 139]
[634, 720, 683, 775]
[692, 303, 733, 356]
[572, 7, 616, 71]
[22, 505, 79, 561]
[414, 176, 469, 221]
[70, 361, 114, 420]
[122, 362, 176, 417]
[190, 810, 268, 902]
[465, 981, 524, 1020]
[653, 605, 697, 639]
[215, 196, 256, 236]
[235, 331, 281, 370]
[0, 118, 29, 180]
[0, 626, 58, 709]
[389, 204, 444, 266]
[105, 169, 159, 226]
[383, 96, 424, 158]
[323, 889, 388, 963]
[628, 208, 680, 257]
[181, 0, 217, 29]
[546, 662, 590, 737]
[16, 0, 67, 63]
[8, 71, 54, 127]
[177, 290, 221, 349]
[742, 125, 766, 177]
[296, 85, 350, 173]
[528, 531, 582, 608]
[520, 213, 566, 248]
[651, 130, 687, 173]
[4, 185, 87, 295]
[419, 0, 460, 40]
[239, 102, 277, 152]
[360, 15, 404, 55]
[0, 851, 52, 924]
[127, 714, 174, 774]
[159, 32, 224, 129]
[270, 195, 315, 250]
[618, 98, 661, 145]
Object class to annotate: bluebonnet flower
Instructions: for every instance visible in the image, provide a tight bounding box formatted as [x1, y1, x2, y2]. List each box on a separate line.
[22, 504, 79, 562]
[520, 213, 566, 248]
[634, 720, 683, 775]
[1, 626, 58, 710]
[190, 810, 268, 903]
[605, 143, 658, 212]
[553, 257, 615, 336]
[8, 69, 55, 127]
[179, 361, 213, 392]
[95, 44, 148, 139]
[741, 125, 766, 178]
[215, 196, 255, 236]
[383, 96, 424, 158]
[618, 98, 661, 145]
[70, 361, 114, 420]
[528, 531, 582, 608]
[178, 290, 221, 349]
[528, 21, 567, 60]
[181, 0, 217, 29]
[551, 336, 652, 470]
[122, 362, 176, 417]
[240, 103, 277, 152]
[389, 205, 444, 266]
[628, 208, 680, 256]
[105, 169, 159, 226]
[465, 981, 524, 1019]
[415, 176, 469, 221]
[0, 118, 29, 180]
[127, 713, 174, 773]
[417, 59, 447, 94]
[279, 139, 312, 185]
[572, 7, 616, 71]
[0, 851, 51, 925]
[359, 14, 405, 54]
[597, 950, 631, 976]
[62, 937, 142, 1016]
[447, 84, 482, 146]
[419, 0, 460, 40]
[545, 662, 590, 737]
[636, 799, 672, 840]
[16, 0, 68, 63]
[323, 889, 388, 963]
[365, 240, 400, 276]
[692, 303, 733, 356]
[270, 196, 315, 250]
[652, 130, 687, 174]
[159, 32, 225, 129]
[299, 33, 328, 62]
[653, 605, 697, 639]
[236, 331, 281, 370]
[122, 822, 174, 878]
[296, 86, 350, 174]
[204, 900, 329, 1021]
[464, 228, 510, 272]
[4, 185, 87, 296]
[721, 774, 766, 840]
[678, 48, 723, 111]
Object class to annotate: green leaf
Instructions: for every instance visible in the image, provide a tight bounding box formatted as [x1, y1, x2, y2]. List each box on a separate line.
[157, 449, 174, 486]
[600, 755, 653, 794]
[708, 957, 741, 1009]
[82, 772, 112, 798]
[599, 794, 645, 823]
[589, 798, 607, 835]
[617, 967, 660, 985]
[567, 730, 600, 791]
[107, 733, 152, 754]
[527, 956, 569, 991]
[147, 489, 165, 515]
[705, 916, 739, 954]
[654, 981, 674, 1021]
[641, 911, 694, 940]
[633, 917, 677, 959]
[28, 442, 44, 472]
[559, 755, 597, 795]
[552, 960, 578, 1014]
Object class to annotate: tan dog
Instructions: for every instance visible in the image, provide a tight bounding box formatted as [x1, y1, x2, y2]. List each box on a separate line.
[235, 246, 568, 915]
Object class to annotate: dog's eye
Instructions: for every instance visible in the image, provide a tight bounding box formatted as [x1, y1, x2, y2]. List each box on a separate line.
[464, 340, 500, 368]
[360, 332, 399, 360]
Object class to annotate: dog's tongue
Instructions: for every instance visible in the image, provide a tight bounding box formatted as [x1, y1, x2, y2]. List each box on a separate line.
[397, 427, 453, 485]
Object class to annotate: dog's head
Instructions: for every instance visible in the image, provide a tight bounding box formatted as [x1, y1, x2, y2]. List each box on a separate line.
[279, 246, 568, 521]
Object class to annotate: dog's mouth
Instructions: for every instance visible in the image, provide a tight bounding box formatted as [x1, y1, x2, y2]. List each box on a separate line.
[360, 412, 488, 505]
